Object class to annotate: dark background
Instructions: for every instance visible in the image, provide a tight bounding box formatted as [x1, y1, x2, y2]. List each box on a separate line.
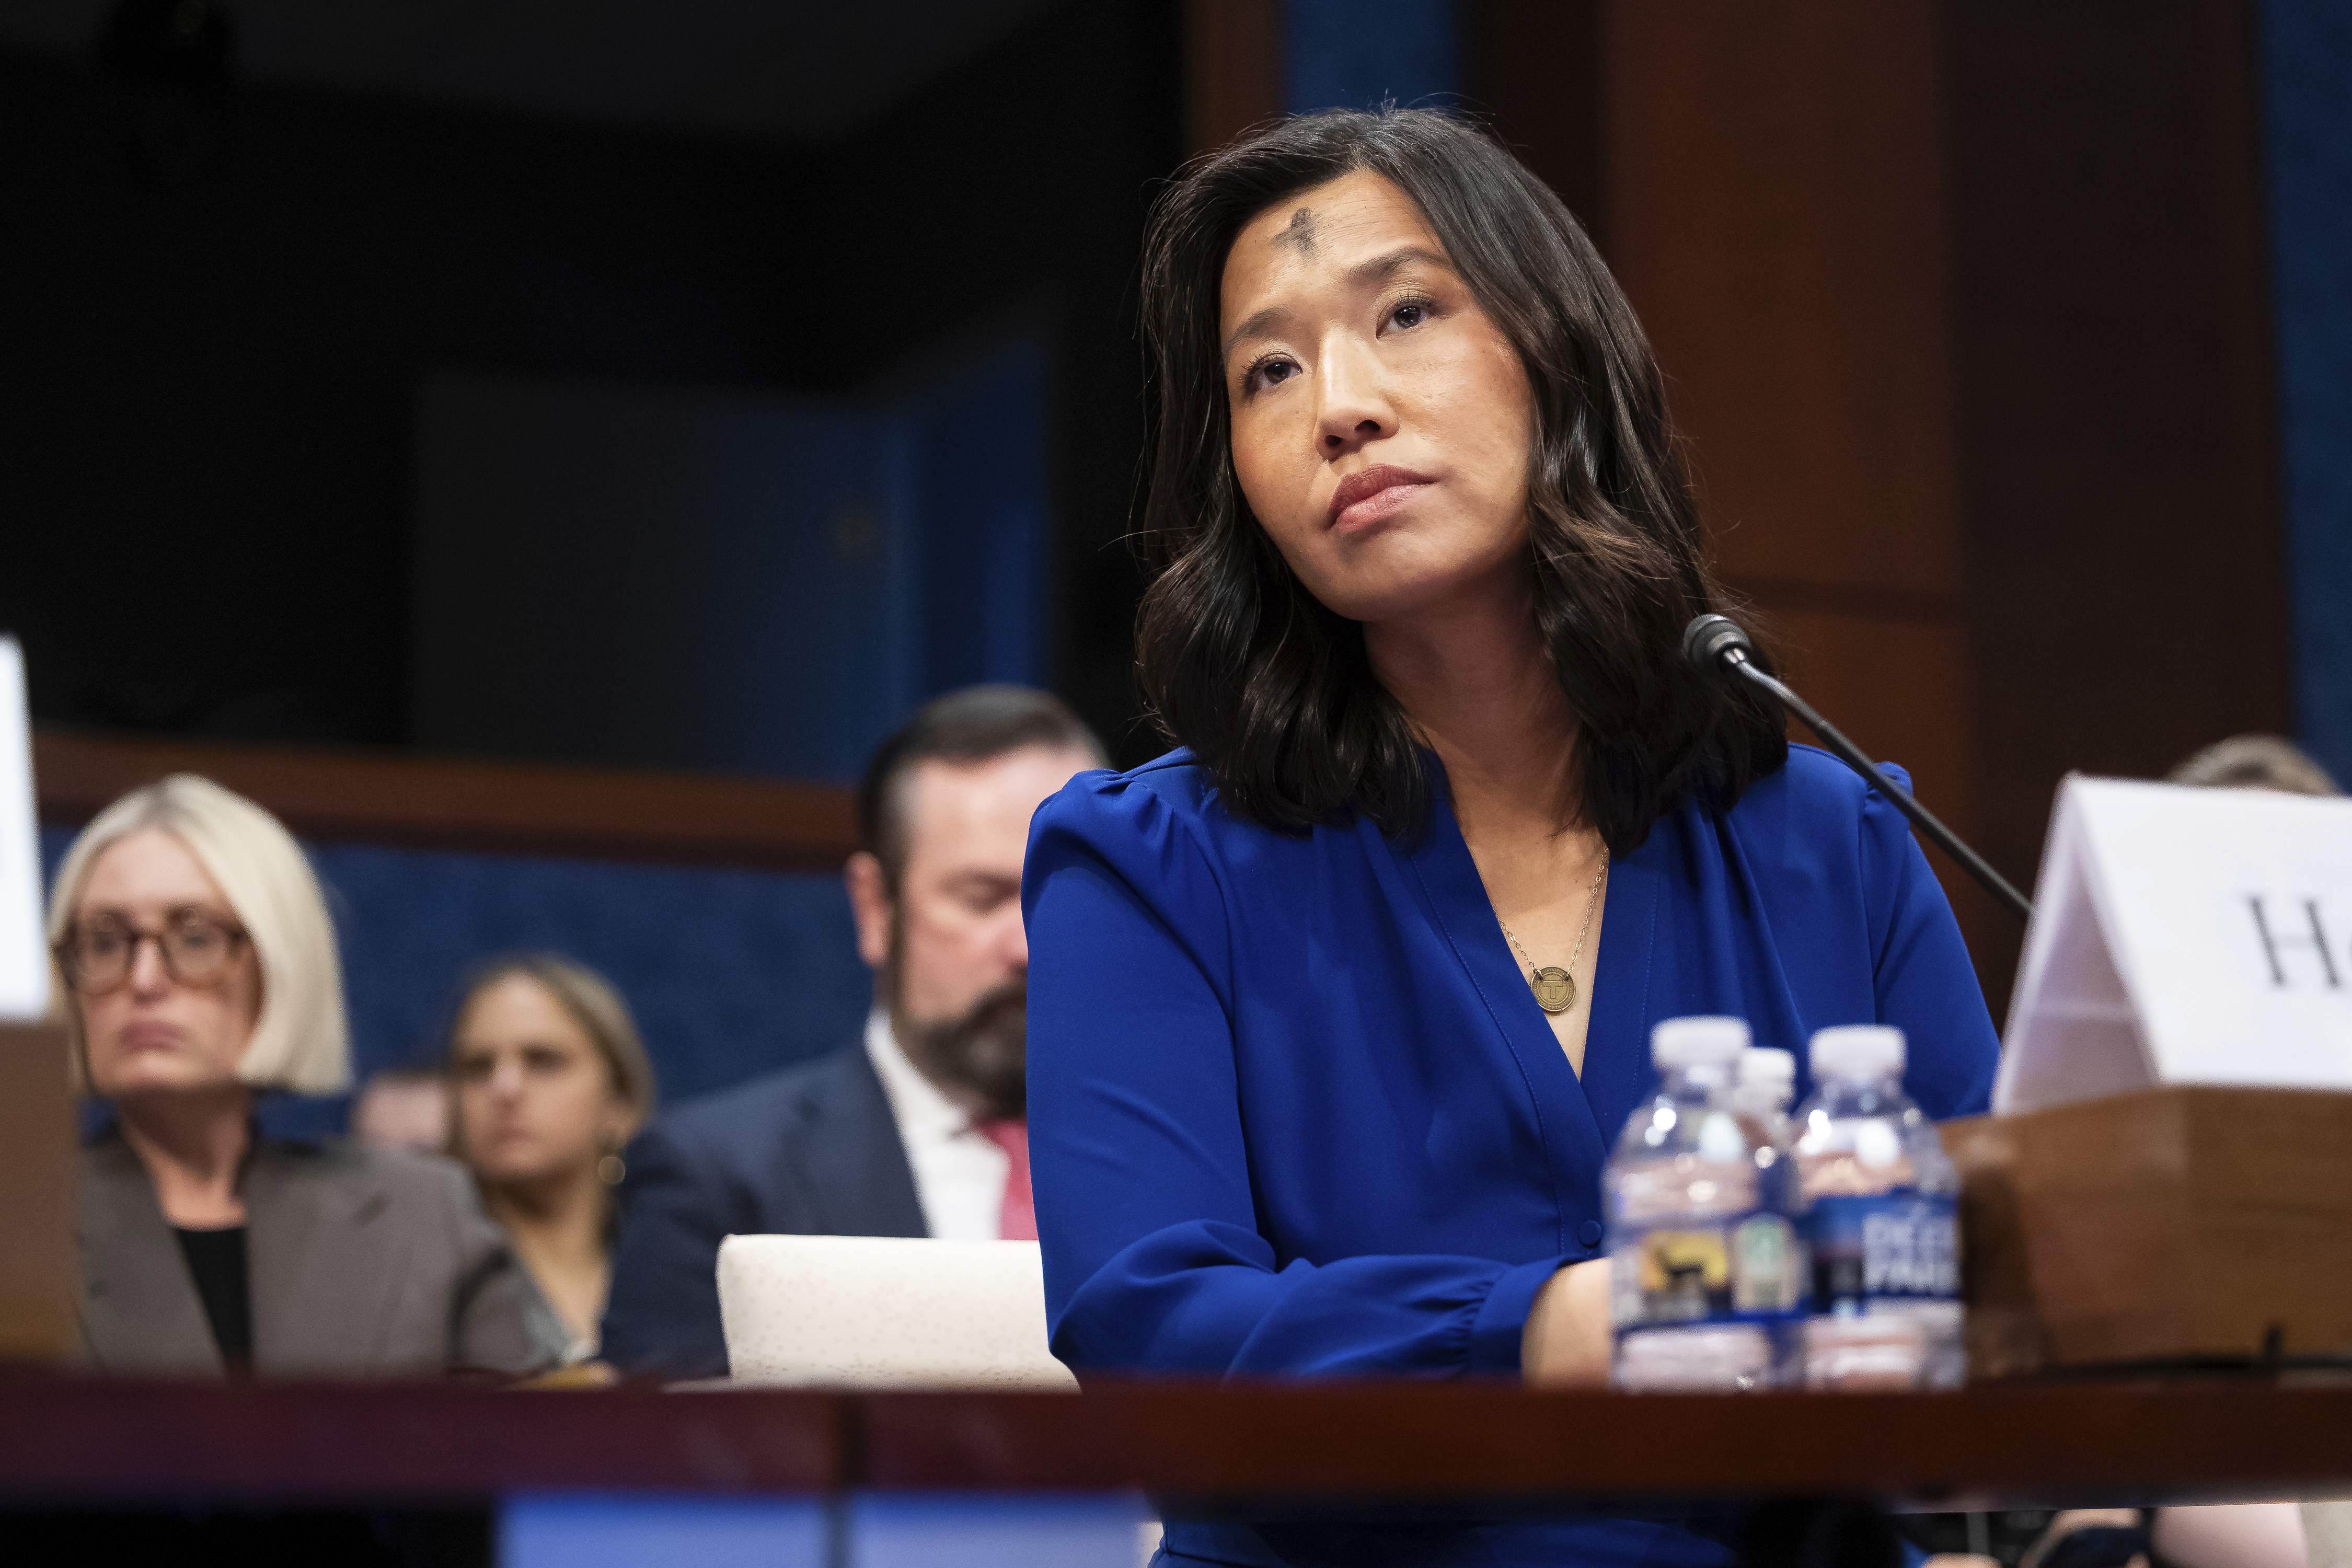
[0, 0, 1181, 769]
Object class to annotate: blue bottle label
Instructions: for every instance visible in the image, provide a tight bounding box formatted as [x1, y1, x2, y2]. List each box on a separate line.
[1808, 1191, 1958, 1307]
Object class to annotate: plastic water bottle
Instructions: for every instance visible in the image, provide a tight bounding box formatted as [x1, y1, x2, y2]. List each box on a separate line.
[1793, 1025, 1964, 1389]
[1731, 1047, 1798, 1155]
[1729, 1046, 1804, 1302]
[1607, 1017, 1805, 1391]
[1732, 1044, 1808, 1380]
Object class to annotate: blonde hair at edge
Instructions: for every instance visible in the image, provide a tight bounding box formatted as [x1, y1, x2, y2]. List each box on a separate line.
[47, 774, 351, 1097]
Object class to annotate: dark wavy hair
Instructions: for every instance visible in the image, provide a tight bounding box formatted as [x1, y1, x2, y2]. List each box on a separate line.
[1133, 108, 1785, 854]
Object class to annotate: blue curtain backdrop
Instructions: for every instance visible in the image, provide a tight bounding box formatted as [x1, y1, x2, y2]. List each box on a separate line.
[2261, 0, 2352, 783]
[410, 330, 1048, 788]
[1282, 0, 1456, 114]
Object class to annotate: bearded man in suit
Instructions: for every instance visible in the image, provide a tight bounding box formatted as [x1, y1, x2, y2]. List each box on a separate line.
[599, 685, 1103, 1377]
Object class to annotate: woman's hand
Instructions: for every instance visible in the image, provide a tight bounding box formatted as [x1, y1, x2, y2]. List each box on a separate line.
[1521, 1258, 1613, 1386]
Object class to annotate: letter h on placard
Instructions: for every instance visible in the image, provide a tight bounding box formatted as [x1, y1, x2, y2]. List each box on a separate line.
[2247, 896, 2342, 989]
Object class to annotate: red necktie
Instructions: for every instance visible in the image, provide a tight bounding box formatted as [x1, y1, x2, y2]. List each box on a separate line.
[978, 1119, 1036, 1241]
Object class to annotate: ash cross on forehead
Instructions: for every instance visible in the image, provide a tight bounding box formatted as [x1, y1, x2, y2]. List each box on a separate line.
[1275, 206, 1317, 255]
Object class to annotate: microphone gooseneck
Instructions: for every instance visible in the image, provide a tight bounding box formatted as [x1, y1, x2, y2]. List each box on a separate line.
[1685, 614, 2034, 923]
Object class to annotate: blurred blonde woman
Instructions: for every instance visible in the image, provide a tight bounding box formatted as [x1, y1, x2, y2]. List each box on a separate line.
[50, 775, 544, 1377]
[446, 956, 655, 1362]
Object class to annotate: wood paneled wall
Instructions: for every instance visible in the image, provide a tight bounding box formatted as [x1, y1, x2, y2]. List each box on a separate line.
[1470, 0, 2286, 1016]
[1185, 0, 1281, 157]
[1944, 0, 2288, 1009]
[33, 729, 859, 871]
[1599, 0, 1999, 977]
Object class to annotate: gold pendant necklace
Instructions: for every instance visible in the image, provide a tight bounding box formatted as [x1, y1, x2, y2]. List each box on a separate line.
[1498, 846, 1609, 1016]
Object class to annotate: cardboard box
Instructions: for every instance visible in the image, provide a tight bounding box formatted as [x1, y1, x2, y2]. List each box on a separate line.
[1940, 1085, 2352, 1378]
[0, 1021, 75, 1363]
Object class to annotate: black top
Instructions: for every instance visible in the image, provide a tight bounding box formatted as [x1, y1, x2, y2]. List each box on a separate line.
[172, 1225, 253, 1370]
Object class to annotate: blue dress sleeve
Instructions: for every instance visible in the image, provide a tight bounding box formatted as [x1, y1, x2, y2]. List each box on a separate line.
[1856, 762, 2001, 1120]
[1023, 771, 1566, 1379]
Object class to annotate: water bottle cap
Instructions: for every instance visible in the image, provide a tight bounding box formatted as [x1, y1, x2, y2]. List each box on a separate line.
[1810, 1024, 1906, 1079]
[1737, 1047, 1796, 1085]
[1651, 1016, 1750, 1068]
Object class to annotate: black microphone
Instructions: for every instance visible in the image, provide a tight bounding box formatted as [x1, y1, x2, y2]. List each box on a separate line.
[1684, 614, 2033, 923]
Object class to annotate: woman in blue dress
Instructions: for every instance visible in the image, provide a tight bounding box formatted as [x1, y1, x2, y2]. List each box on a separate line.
[1022, 108, 2001, 1566]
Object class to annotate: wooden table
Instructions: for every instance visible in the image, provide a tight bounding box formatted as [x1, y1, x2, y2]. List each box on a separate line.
[2, 1373, 2346, 1514]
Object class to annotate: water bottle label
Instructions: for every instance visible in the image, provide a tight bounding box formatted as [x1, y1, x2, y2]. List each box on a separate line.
[1809, 1191, 1958, 1305]
[1608, 1209, 1808, 1335]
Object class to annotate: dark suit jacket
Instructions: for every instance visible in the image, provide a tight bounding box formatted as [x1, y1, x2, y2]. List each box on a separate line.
[601, 1042, 924, 1377]
[77, 1132, 546, 1378]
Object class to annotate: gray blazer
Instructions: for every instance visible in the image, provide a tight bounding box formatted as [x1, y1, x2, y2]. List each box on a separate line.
[77, 1133, 548, 1378]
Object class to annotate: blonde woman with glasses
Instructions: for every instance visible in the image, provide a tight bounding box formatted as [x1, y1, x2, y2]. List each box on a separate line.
[50, 774, 545, 1378]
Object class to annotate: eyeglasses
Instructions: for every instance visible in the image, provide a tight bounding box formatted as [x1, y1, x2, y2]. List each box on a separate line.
[55, 909, 250, 995]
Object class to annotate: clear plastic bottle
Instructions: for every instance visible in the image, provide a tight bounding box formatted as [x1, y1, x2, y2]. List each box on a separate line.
[1793, 1025, 1964, 1390]
[1731, 1047, 1797, 1151]
[1730, 1045, 1807, 1381]
[1607, 1017, 1803, 1392]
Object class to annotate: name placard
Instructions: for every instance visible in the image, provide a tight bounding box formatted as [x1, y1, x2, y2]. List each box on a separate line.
[0, 640, 45, 1021]
[1997, 774, 2352, 1113]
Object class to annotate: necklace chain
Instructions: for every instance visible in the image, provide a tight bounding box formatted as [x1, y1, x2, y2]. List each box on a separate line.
[1497, 845, 1609, 1015]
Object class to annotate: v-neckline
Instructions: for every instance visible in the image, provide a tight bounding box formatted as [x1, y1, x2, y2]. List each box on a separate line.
[1396, 779, 1664, 1226]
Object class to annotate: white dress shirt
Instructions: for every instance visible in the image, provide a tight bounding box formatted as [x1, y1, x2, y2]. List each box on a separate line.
[862, 1008, 1011, 1241]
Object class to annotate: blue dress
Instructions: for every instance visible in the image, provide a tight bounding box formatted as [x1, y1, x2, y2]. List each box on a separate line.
[1022, 744, 2000, 1567]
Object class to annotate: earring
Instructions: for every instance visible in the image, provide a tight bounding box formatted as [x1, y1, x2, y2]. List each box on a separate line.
[596, 1133, 626, 1187]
